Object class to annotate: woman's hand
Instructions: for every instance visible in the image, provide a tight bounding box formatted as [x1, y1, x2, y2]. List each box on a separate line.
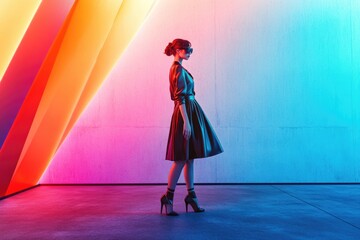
[183, 122, 191, 140]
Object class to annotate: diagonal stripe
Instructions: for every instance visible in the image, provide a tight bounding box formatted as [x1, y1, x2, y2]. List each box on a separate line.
[0, 0, 41, 83]
[0, 0, 75, 149]
[58, 0, 157, 147]
[0, 0, 77, 197]
[5, 0, 125, 196]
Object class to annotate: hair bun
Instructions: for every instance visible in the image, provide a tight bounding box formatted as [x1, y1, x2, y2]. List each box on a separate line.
[164, 42, 174, 56]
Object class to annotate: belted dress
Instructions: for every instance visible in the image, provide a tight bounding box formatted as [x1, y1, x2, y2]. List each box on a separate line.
[165, 61, 223, 161]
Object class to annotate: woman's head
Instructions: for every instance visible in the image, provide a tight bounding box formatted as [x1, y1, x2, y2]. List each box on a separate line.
[164, 39, 193, 60]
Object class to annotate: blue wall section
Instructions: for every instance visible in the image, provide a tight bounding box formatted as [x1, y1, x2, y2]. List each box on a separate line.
[213, 0, 360, 182]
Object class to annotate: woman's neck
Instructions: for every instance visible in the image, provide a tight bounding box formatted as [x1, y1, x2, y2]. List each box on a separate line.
[174, 56, 182, 65]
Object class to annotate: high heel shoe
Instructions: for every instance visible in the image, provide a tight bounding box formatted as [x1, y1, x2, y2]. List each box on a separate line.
[184, 194, 205, 213]
[160, 194, 179, 216]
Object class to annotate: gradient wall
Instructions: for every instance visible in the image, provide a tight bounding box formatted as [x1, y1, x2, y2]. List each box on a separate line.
[41, 0, 360, 184]
[2, 1, 359, 192]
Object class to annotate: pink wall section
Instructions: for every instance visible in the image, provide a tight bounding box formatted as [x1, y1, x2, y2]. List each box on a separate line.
[41, 0, 360, 184]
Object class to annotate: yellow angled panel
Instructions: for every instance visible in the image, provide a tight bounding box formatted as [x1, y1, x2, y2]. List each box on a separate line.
[60, 0, 157, 144]
[0, 0, 41, 82]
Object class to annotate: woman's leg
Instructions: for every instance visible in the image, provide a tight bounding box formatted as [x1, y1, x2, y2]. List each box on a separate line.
[161, 161, 186, 216]
[167, 161, 186, 190]
[183, 159, 204, 212]
[184, 159, 194, 190]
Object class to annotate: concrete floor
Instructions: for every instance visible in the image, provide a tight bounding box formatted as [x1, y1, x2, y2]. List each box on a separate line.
[0, 185, 360, 240]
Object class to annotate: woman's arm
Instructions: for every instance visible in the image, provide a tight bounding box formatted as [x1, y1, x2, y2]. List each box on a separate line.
[172, 64, 191, 140]
[179, 104, 191, 140]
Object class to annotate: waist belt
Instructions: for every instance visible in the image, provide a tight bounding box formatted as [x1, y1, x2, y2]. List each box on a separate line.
[186, 95, 195, 100]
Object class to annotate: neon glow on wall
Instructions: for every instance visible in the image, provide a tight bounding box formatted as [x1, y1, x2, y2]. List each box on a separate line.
[0, 0, 156, 198]
[1, 0, 360, 198]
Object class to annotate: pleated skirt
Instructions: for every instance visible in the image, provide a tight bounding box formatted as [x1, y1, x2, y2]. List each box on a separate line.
[166, 97, 223, 161]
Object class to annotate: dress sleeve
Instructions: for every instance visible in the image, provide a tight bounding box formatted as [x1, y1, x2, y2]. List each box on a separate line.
[173, 65, 187, 105]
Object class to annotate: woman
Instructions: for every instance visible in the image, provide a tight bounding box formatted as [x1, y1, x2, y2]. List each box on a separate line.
[161, 39, 223, 216]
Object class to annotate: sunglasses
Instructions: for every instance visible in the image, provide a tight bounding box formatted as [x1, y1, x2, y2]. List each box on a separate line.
[180, 47, 193, 54]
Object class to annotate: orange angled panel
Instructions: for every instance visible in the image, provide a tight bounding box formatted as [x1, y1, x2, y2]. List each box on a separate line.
[0, 0, 75, 196]
[6, 0, 124, 196]
[1, 0, 156, 197]
[0, 0, 75, 149]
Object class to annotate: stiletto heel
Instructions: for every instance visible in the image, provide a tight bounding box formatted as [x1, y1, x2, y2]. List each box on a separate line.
[160, 194, 179, 216]
[161, 201, 164, 214]
[184, 190, 205, 213]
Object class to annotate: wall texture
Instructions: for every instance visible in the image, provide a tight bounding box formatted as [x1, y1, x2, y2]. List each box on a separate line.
[41, 0, 360, 184]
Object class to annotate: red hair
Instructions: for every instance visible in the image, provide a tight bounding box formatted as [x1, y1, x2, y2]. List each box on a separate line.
[164, 39, 192, 56]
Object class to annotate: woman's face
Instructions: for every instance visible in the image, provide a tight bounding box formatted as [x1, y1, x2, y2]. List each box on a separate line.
[177, 48, 192, 60]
